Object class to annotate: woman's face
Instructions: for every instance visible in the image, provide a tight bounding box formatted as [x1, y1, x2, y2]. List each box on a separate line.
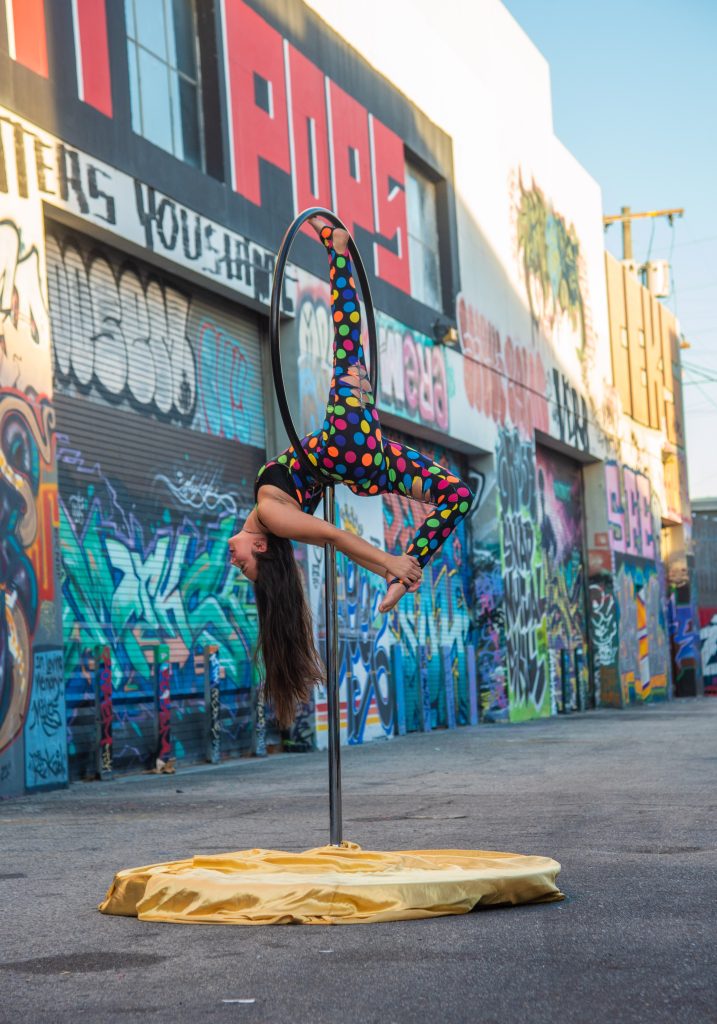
[228, 531, 267, 582]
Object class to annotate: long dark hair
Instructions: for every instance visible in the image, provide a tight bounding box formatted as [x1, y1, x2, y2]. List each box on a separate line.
[253, 533, 324, 728]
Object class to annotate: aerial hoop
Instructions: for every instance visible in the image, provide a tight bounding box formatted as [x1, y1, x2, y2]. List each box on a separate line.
[269, 207, 379, 847]
[269, 207, 378, 484]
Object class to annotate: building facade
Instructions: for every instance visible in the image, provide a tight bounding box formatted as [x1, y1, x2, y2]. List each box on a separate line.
[0, 0, 700, 796]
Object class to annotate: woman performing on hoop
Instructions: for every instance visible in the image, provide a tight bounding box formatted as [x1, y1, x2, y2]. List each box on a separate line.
[229, 218, 474, 725]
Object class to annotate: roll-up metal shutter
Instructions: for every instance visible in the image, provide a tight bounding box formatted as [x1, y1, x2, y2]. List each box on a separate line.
[379, 427, 473, 735]
[45, 221, 266, 777]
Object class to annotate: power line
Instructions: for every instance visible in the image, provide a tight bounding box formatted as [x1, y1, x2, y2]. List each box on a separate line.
[676, 279, 717, 294]
[672, 234, 717, 249]
[693, 382, 717, 411]
[668, 218, 679, 319]
[682, 359, 717, 374]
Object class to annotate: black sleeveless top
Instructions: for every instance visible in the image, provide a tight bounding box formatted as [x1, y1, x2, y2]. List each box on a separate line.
[253, 462, 296, 503]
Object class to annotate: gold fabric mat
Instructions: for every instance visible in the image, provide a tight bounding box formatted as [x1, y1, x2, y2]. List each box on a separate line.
[99, 842, 563, 925]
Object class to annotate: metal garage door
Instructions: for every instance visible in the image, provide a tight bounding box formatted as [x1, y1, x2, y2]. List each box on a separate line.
[46, 221, 267, 777]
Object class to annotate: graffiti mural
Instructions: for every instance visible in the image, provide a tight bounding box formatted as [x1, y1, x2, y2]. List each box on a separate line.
[310, 491, 394, 746]
[513, 172, 587, 354]
[606, 461, 655, 558]
[24, 647, 67, 787]
[588, 577, 619, 706]
[46, 233, 195, 421]
[95, 643, 113, 777]
[378, 312, 449, 433]
[46, 227, 265, 447]
[0, 211, 62, 796]
[472, 544, 507, 721]
[603, 458, 671, 704]
[693, 508, 717, 696]
[456, 295, 549, 438]
[1, 393, 51, 752]
[615, 561, 669, 703]
[551, 369, 589, 453]
[337, 495, 393, 744]
[463, 458, 506, 722]
[55, 393, 264, 772]
[699, 609, 717, 696]
[0, 222, 52, 395]
[382, 433, 473, 733]
[535, 446, 590, 711]
[496, 428, 549, 720]
[667, 582, 702, 698]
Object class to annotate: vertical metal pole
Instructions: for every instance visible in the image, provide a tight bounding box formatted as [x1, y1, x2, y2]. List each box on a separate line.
[323, 484, 342, 846]
[203, 645, 221, 764]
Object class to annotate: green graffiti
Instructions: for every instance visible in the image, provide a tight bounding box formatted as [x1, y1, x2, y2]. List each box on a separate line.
[61, 508, 257, 688]
[516, 173, 586, 351]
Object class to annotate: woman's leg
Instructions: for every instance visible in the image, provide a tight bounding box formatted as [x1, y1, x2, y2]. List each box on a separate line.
[381, 437, 474, 589]
[311, 226, 386, 490]
[259, 225, 382, 508]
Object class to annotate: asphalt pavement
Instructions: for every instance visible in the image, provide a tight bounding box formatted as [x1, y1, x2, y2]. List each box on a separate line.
[2, 700, 716, 1024]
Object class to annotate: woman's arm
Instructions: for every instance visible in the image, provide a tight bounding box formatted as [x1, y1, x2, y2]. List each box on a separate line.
[257, 497, 421, 584]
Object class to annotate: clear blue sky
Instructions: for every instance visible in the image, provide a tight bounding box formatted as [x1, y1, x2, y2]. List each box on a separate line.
[503, 0, 717, 498]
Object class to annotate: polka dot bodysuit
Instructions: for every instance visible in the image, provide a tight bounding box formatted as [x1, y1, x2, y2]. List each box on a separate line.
[255, 226, 475, 576]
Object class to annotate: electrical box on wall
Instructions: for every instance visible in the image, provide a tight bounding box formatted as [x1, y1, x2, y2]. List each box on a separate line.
[645, 259, 671, 298]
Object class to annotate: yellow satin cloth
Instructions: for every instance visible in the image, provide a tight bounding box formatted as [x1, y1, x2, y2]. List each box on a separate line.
[99, 842, 563, 925]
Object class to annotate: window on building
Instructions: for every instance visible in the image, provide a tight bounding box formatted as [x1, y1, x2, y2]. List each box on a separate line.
[620, 326, 629, 349]
[125, 0, 204, 169]
[406, 161, 442, 309]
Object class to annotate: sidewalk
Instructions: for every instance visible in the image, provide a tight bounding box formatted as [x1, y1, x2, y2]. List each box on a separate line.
[2, 701, 716, 1023]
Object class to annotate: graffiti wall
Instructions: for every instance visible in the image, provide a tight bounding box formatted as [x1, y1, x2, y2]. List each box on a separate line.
[382, 429, 473, 733]
[0, 218, 64, 791]
[0, 102, 296, 792]
[615, 560, 669, 703]
[328, 491, 394, 745]
[48, 224, 267, 773]
[699, 609, 717, 696]
[693, 509, 717, 697]
[496, 428, 549, 721]
[378, 312, 449, 434]
[588, 576, 619, 707]
[604, 461, 670, 703]
[667, 581, 702, 699]
[294, 267, 473, 741]
[510, 164, 613, 455]
[0, 390, 63, 789]
[455, 296, 548, 439]
[535, 446, 589, 712]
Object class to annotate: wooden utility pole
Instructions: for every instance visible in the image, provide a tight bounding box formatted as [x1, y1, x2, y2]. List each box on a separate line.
[603, 207, 684, 261]
[622, 206, 632, 260]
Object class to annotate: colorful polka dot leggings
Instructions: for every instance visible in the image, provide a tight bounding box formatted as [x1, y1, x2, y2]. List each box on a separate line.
[257, 225, 474, 577]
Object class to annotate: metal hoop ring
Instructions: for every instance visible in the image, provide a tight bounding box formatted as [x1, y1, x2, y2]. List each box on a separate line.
[269, 207, 379, 486]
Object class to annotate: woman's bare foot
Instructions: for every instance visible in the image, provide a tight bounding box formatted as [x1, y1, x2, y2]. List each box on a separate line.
[378, 578, 420, 614]
[308, 216, 349, 254]
[378, 580, 406, 614]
